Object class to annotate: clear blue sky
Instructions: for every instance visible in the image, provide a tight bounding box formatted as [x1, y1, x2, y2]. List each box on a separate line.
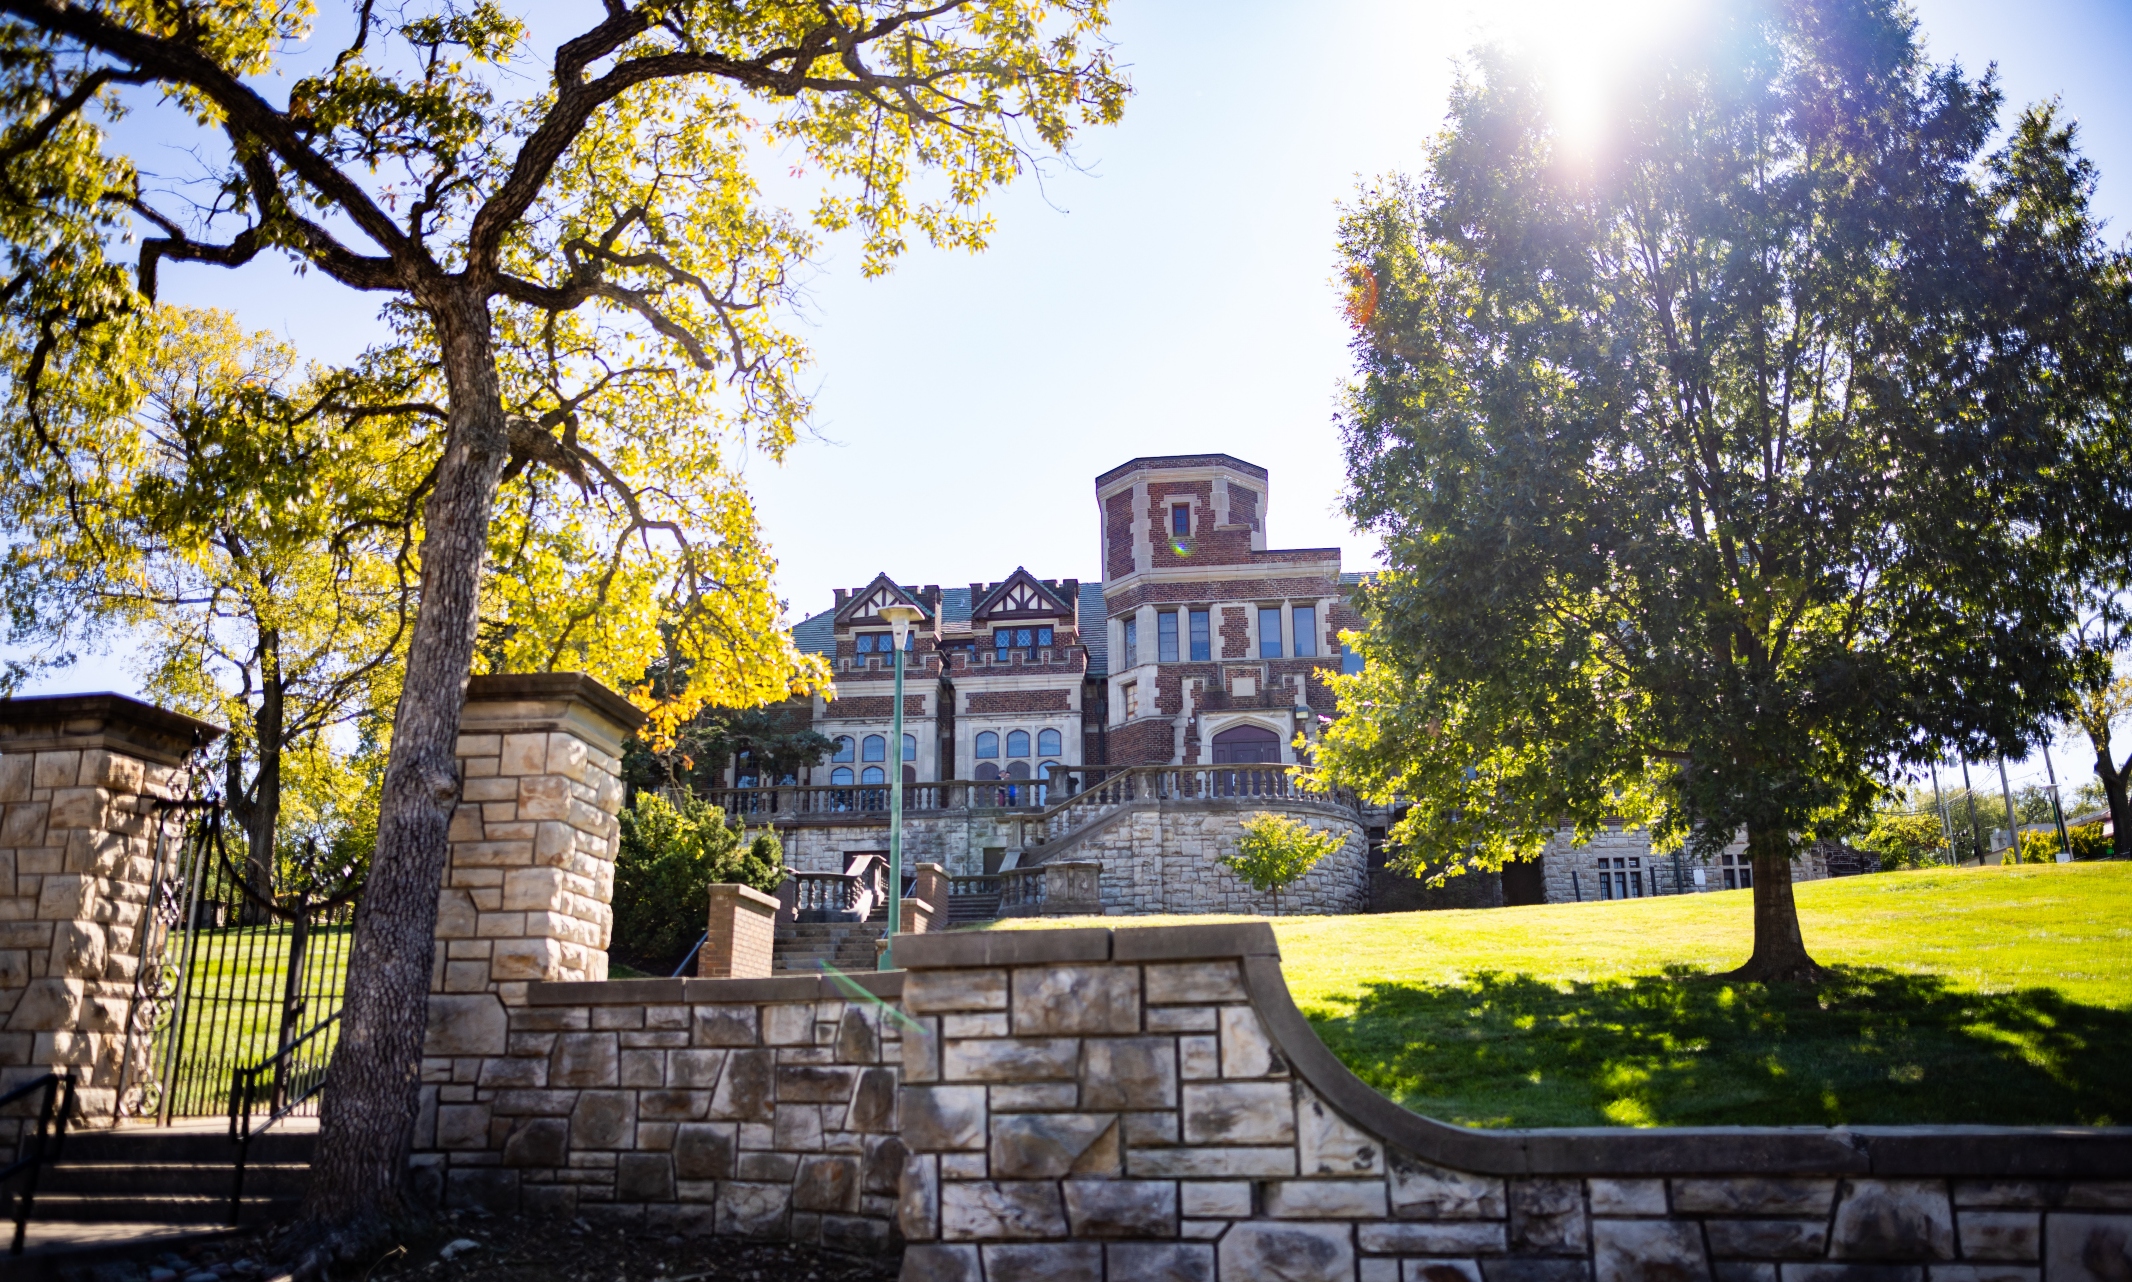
[32, 0, 2132, 802]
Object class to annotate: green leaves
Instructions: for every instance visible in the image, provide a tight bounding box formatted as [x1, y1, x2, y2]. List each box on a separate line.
[1221, 812, 1345, 902]
[1322, 0, 2127, 887]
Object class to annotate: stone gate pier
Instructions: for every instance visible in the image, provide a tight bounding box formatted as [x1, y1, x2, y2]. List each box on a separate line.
[0, 693, 222, 1142]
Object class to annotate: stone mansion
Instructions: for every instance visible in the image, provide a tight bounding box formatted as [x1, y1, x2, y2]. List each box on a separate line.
[716, 453, 1816, 916]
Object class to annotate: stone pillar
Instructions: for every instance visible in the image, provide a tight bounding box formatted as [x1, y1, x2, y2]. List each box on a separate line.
[434, 674, 643, 1006]
[0, 694, 222, 1126]
[698, 884, 779, 978]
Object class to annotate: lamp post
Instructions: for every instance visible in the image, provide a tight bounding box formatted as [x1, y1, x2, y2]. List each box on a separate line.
[877, 602, 925, 970]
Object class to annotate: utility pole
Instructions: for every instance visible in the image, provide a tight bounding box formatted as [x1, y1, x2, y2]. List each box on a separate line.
[1997, 758, 2019, 864]
[2042, 742, 2074, 863]
[1961, 757, 1983, 864]
[1930, 763, 1954, 864]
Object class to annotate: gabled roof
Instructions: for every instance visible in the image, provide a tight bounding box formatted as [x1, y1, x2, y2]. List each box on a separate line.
[970, 567, 1076, 623]
[833, 573, 932, 626]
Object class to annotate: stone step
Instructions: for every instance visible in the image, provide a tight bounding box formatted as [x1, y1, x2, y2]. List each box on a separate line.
[8, 1192, 299, 1225]
[57, 1128, 315, 1165]
[35, 1161, 311, 1198]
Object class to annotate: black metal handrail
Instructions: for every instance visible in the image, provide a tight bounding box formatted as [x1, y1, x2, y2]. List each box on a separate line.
[2, 1072, 76, 1255]
[228, 1011, 338, 1224]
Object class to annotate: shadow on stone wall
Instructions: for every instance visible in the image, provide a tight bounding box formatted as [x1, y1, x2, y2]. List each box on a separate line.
[1368, 866, 1504, 912]
[1307, 966, 2132, 1130]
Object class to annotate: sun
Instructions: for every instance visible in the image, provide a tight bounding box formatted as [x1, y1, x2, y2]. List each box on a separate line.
[1465, 0, 1710, 150]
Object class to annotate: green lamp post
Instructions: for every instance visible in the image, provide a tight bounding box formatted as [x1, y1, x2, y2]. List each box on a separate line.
[877, 601, 925, 969]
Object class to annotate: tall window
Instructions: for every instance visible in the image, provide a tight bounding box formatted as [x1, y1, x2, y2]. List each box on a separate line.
[1037, 729, 1062, 756]
[1123, 618, 1138, 666]
[1292, 605, 1318, 657]
[1188, 609, 1211, 661]
[994, 625, 1055, 662]
[1340, 643, 1364, 675]
[903, 734, 917, 761]
[1258, 606, 1283, 658]
[833, 736, 855, 763]
[1006, 730, 1030, 757]
[861, 766, 885, 785]
[975, 731, 999, 758]
[1170, 503, 1190, 537]
[1157, 612, 1179, 663]
[862, 734, 886, 762]
[1598, 856, 1643, 900]
[831, 767, 854, 785]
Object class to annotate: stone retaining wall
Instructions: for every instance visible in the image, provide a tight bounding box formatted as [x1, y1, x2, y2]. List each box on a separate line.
[411, 922, 2132, 1282]
[1069, 804, 1367, 916]
[411, 971, 906, 1253]
[891, 924, 2132, 1282]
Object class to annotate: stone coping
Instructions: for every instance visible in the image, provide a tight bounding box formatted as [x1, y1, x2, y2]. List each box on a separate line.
[464, 672, 647, 733]
[524, 969, 903, 1006]
[0, 691, 225, 766]
[900, 921, 2132, 1180]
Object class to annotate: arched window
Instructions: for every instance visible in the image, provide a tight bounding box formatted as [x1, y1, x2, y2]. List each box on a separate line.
[1210, 723, 1283, 764]
[974, 762, 1000, 781]
[861, 766, 886, 785]
[903, 733, 917, 761]
[1005, 761, 1030, 780]
[831, 767, 854, 785]
[833, 736, 855, 763]
[975, 731, 999, 758]
[1037, 728, 1062, 757]
[1006, 730, 1030, 758]
[862, 734, 886, 762]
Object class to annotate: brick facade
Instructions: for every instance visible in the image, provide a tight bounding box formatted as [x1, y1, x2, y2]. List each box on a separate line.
[963, 690, 1073, 715]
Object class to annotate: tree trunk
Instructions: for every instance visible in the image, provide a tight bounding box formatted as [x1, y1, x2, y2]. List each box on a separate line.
[1723, 825, 1826, 983]
[2096, 744, 2131, 860]
[301, 288, 509, 1244]
[242, 634, 284, 926]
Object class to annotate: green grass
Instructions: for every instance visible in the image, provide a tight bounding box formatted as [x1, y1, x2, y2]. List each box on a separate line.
[160, 925, 352, 1115]
[991, 863, 2132, 1128]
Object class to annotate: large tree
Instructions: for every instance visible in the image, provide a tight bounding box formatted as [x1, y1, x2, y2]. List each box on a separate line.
[0, 0, 1124, 1245]
[1318, 0, 2121, 981]
[0, 308, 425, 920]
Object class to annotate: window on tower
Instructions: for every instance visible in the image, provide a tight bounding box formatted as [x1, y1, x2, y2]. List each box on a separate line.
[1258, 606, 1283, 658]
[1171, 504, 1190, 537]
[1157, 612, 1179, 663]
[1188, 609, 1211, 661]
[1292, 605, 1318, 657]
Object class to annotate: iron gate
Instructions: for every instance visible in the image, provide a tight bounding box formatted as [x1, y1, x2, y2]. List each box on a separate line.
[120, 777, 363, 1124]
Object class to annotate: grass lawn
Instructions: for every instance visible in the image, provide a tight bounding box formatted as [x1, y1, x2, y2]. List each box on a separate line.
[989, 862, 2132, 1128]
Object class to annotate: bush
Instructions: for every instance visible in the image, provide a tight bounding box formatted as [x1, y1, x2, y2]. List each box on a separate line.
[612, 792, 785, 973]
[1856, 812, 1949, 869]
[2069, 822, 2113, 861]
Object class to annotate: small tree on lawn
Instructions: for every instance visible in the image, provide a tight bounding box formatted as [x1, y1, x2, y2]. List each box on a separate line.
[1221, 812, 1345, 917]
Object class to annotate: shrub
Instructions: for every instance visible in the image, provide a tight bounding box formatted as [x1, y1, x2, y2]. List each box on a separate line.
[1220, 812, 1346, 916]
[1856, 812, 1949, 869]
[2069, 822, 2113, 861]
[612, 792, 785, 972]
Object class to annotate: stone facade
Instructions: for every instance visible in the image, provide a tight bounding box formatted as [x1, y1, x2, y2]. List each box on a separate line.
[1068, 804, 1367, 917]
[1539, 828, 1826, 905]
[408, 971, 906, 1253]
[0, 694, 221, 1134]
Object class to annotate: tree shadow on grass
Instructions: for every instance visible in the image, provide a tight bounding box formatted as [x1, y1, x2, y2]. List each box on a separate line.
[1305, 967, 2132, 1129]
